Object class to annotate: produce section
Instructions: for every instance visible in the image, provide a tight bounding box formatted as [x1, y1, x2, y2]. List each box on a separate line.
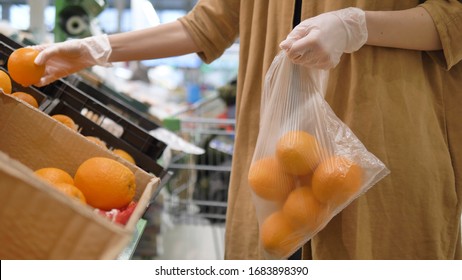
[0, 34, 168, 259]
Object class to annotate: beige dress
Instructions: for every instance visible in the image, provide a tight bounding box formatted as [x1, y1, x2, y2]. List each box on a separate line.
[178, 0, 462, 259]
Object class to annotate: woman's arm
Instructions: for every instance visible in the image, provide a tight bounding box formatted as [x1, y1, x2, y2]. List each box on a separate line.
[365, 7, 442, 51]
[280, 6, 442, 69]
[108, 21, 201, 62]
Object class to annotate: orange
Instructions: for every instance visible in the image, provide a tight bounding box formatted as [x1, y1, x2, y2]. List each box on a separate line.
[282, 186, 328, 232]
[248, 156, 295, 201]
[35, 167, 74, 186]
[51, 114, 77, 131]
[113, 149, 136, 165]
[276, 130, 321, 176]
[312, 156, 363, 206]
[7, 47, 45, 87]
[74, 157, 136, 210]
[295, 172, 313, 188]
[260, 211, 304, 259]
[0, 69, 12, 94]
[11, 91, 39, 108]
[53, 183, 87, 204]
[85, 136, 107, 148]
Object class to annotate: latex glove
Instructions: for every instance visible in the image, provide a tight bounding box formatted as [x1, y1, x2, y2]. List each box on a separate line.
[32, 34, 112, 87]
[280, 7, 368, 69]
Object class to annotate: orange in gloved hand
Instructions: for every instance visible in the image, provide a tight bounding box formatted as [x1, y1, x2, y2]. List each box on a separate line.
[276, 130, 321, 176]
[7, 48, 45, 87]
[312, 156, 363, 206]
[0, 69, 12, 94]
[248, 156, 295, 201]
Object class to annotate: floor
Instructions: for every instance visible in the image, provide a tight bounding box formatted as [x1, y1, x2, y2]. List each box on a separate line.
[155, 221, 225, 260]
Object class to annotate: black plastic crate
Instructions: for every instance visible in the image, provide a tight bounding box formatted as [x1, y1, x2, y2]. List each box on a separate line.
[43, 99, 166, 178]
[39, 79, 167, 160]
[65, 74, 161, 131]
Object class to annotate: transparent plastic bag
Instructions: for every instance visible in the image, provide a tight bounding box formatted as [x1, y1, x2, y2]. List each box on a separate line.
[248, 51, 390, 259]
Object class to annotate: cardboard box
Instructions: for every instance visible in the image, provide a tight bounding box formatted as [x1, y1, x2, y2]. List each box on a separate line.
[0, 93, 160, 259]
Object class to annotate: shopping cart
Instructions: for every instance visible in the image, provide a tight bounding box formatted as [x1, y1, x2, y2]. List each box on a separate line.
[164, 115, 235, 224]
[160, 89, 234, 219]
[133, 94, 235, 259]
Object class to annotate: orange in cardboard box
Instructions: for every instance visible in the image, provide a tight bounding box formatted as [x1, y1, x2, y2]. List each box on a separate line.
[0, 93, 160, 259]
[11, 92, 38, 108]
[35, 167, 74, 186]
[51, 114, 78, 131]
[53, 182, 87, 204]
[74, 157, 136, 210]
[0, 69, 12, 94]
[85, 136, 107, 149]
[113, 149, 136, 165]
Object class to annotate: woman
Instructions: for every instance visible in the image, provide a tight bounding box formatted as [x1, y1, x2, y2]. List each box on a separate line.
[33, 0, 462, 259]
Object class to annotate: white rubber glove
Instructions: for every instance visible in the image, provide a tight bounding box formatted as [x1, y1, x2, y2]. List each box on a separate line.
[280, 7, 368, 69]
[32, 34, 112, 86]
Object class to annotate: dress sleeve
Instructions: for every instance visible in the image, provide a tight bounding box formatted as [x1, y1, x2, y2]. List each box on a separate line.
[177, 0, 240, 64]
[420, 0, 462, 70]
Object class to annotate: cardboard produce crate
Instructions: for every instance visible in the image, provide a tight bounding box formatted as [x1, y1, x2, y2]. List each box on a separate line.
[0, 93, 160, 259]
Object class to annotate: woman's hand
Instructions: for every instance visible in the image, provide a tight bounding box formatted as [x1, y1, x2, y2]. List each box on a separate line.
[280, 7, 368, 69]
[31, 34, 112, 87]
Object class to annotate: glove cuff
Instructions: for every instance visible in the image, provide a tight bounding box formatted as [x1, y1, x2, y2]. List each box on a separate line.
[83, 34, 113, 66]
[334, 7, 368, 53]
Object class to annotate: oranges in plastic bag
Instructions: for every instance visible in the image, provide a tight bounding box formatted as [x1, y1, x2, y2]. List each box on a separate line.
[249, 130, 364, 258]
[276, 130, 321, 175]
[248, 156, 295, 201]
[312, 156, 363, 206]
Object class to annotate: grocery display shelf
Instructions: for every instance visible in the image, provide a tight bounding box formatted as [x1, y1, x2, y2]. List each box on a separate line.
[0, 33, 168, 178]
[43, 99, 165, 177]
[117, 218, 148, 260]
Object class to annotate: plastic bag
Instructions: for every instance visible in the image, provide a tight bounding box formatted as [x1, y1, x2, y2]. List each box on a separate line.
[248, 51, 390, 259]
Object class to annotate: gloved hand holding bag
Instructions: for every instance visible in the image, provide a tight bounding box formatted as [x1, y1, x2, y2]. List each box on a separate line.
[280, 7, 368, 69]
[248, 50, 389, 259]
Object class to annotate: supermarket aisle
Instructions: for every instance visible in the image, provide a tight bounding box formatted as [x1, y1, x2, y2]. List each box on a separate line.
[156, 220, 226, 260]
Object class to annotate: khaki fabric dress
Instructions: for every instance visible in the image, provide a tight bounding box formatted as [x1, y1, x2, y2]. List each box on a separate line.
[178, 0, 462, 259]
